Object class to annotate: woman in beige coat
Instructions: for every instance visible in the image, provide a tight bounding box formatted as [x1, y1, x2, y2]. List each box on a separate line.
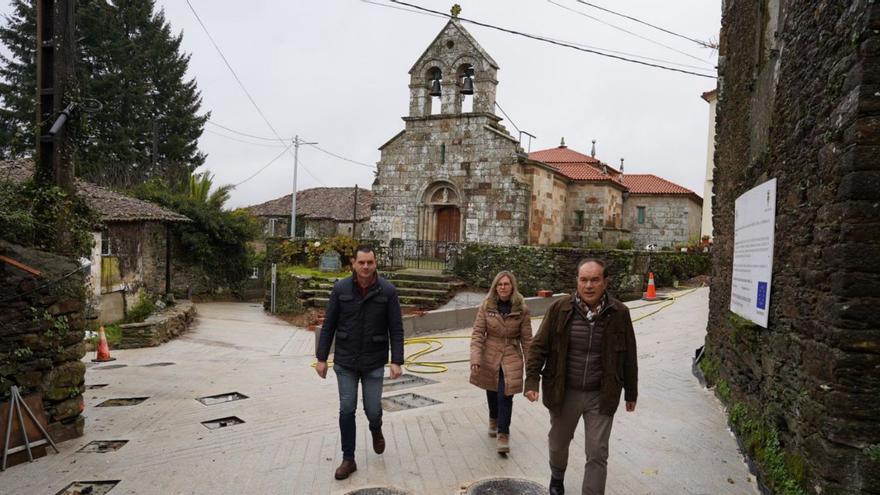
[469, 270, 533, 454]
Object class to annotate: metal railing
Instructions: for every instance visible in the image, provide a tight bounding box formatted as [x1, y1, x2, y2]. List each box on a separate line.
[382, 240, 462, 271]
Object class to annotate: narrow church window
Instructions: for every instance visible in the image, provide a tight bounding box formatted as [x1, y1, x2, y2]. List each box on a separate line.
[441, 143, 446, 164]
[637, 206, 646, 224]
[575, 210, 585, 228]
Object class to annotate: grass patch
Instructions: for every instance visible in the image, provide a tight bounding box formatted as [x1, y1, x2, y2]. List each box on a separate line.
[279, 264, 351, 279]
[699, 352, 721, 386]
[87, 323, 122, 348]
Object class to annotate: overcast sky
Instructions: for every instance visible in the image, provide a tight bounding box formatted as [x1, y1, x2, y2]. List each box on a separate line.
[2, 0, 720, 208]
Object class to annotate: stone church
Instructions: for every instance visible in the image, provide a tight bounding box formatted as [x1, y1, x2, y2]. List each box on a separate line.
[369, 16, 701, 248]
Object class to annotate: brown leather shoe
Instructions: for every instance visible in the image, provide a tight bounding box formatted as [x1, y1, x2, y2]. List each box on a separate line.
[334, 458, 357, 480]
[497, 433, 510, 454]
[371, 429, 386, 454]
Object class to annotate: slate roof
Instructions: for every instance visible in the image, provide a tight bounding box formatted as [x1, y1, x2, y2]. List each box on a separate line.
[0, 159, 190, 223]
[245, 187, 373, 222]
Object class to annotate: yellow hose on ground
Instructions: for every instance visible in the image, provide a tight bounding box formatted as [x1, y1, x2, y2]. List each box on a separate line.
[312, 287, 702, 374]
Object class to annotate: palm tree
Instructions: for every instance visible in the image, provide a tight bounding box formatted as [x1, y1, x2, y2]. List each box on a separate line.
[188, 171, 233, 209]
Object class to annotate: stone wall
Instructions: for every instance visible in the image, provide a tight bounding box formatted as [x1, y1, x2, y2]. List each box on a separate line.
[623, 195, 701, 249]
[706, 1, 880, 493]
[0, 240, 87, 444]
[370, 113, 531, 246]
[563, 182, 624, 244]
[117, 301, 196, 349]
[526, 164, 567, 245]
[453, 243, 711, 298]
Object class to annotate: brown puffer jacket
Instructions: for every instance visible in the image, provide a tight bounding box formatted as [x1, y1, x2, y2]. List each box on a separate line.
[469, 295, 533, 395]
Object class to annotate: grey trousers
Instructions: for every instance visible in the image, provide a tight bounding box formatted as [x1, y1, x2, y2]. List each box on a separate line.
[548, 389, 614, 495]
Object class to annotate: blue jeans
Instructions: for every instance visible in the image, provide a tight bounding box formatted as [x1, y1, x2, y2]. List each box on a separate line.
[486, 367, 513, 434]
[334, 364, 384, 459]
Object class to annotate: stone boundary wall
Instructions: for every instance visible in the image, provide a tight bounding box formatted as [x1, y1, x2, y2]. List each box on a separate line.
[118, 301, 196, 349]
[0, 240, 87, 444]
[452, 243, 711, 298]
[706, 1, 880, 493]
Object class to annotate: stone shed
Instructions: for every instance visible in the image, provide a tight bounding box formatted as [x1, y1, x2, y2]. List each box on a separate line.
[246, 186, 372, 239]
[0, 159, 190, 323]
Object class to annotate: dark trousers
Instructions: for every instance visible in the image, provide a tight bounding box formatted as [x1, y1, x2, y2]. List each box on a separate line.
[334, 364, 384, 459]
[486, 367, 513, 434]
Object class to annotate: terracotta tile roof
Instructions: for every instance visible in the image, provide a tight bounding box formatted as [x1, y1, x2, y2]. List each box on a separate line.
[529, 146, 623, 184]
[620, 174, 702, 202]
[0, 159, 190, 223]
[245, 187, 373, 222]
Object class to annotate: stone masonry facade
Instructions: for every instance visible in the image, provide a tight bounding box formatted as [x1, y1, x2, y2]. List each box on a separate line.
[370, 19, 531, 246]
[707, 0, 879, 493]
[624, 195, 701, 249]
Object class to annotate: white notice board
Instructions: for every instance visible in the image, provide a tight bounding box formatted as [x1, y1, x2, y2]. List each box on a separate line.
[730, 178, 776, 327]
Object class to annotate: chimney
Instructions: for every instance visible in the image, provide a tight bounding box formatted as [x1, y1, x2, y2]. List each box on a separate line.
[619, 158, 625, 173]
[560, 137, 566, 148]
[591, 139, 596, 158]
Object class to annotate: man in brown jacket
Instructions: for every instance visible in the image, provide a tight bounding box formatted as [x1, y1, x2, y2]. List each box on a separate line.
[525, 258, 638, 495]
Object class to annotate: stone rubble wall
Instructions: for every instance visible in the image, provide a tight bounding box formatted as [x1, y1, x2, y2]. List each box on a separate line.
[708, 0, 880, 492]
[117, 301, 196, 349]
[0, 240, 87, 443]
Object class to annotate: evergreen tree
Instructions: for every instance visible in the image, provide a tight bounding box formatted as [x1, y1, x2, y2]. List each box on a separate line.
[0, 0, 36, 159]
[0, 0, 208, 189]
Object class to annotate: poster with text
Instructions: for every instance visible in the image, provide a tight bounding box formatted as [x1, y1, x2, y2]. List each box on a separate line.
[730, 178, 776, 327]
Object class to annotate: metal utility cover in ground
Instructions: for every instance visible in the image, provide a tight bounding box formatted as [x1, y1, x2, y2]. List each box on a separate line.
[382, 374, 437, 392]
[96, 397, 148, 407]
[201, 416, 245, 430]
[196, 392, 249, 406]
[54, 480, 120, 495]
[86, 384, 108, 389]
[381, 393, 442, 412]
[142, 362, 175, 367]
[77, 440, 128, 453]
[464, 478, 548, 494]
[345, 488, 410, 495]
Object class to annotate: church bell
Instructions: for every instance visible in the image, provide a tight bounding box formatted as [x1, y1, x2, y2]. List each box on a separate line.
[430, 78, 442, 97]
[460, 75, 474, 95]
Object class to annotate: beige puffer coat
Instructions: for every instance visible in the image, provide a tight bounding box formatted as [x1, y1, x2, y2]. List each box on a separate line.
[469, 295, 533, 394]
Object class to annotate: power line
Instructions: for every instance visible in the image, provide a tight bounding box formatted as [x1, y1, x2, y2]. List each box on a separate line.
[204, 128, 289, 148]
[363, 0, 710, 71]
[572, 0, 717, 49]
[306, 144, 375, 169]
[384, 0, 715, 79]
[185, 0, 323, 184]
[234, 141, 295, 186]
[206, 120, 290, 142]
[547, 0, 712, 66]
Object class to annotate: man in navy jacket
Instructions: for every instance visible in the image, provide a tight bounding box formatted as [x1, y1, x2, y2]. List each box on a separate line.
[315, 245, 405, 480]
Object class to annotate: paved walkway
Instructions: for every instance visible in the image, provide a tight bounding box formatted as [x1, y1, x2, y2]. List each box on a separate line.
[3, 289, 758, 494]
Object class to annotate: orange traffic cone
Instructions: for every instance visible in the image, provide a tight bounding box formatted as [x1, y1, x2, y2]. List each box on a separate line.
[92, 326, 116, 362]
[643, 272, 658, 301]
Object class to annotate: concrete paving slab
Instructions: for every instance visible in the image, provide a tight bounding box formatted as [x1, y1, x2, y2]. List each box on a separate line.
[2, 289, 757, 495]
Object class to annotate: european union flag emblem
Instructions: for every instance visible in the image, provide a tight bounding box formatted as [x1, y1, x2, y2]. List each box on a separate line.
[756, 282, 768, 310]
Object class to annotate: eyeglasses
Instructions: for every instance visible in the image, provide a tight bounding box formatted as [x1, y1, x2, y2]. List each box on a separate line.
[497, 282, 512, 287]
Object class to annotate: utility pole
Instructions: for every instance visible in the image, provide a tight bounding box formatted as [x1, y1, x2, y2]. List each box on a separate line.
[290, 135, 317, 239]
[35, 0, 77, 193]
[352, 185, 359, 239]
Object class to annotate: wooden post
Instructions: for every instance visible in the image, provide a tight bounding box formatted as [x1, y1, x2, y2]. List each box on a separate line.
[352, 185, 359, 239]
[35, 0, 76, 193]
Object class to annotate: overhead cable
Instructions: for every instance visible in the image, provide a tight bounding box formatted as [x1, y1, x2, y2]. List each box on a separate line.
[547, 0, 712, 66]
[572, 0, 717, 49]
[384, 0, 715, 79]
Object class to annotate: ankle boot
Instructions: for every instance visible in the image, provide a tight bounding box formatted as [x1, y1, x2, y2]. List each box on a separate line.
[497, 433, 510, 453]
